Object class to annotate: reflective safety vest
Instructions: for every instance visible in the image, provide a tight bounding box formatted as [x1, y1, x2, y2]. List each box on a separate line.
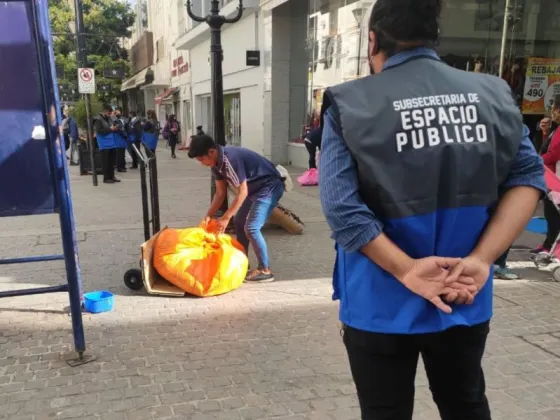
[321, 50, 522, 334]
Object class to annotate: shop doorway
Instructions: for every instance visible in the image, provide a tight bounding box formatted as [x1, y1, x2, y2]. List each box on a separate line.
[224, 92, 241, 146]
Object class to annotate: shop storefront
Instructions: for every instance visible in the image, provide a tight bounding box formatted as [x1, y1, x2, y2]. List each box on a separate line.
[121, 31, 155, 117]
[295, 0, 560, 162]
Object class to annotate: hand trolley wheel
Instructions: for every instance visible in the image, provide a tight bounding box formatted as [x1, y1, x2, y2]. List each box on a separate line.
[124, 268, 143, 290]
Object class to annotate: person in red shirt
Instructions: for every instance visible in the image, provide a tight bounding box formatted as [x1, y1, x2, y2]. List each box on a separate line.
[533, 95, 560, 254]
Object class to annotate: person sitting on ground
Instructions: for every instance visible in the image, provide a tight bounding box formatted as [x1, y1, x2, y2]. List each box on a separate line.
[188, 134, 285, 283]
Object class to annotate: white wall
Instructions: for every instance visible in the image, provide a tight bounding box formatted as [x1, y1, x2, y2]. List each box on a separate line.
[189, 12, 264, 152]
[240, 85, 264, 153]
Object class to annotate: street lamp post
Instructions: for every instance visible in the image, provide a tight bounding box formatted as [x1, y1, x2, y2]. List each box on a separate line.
[187, 0, 243, 216]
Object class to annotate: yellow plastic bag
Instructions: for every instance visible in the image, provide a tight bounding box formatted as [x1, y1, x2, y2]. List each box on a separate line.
[153, 223, 248, 297]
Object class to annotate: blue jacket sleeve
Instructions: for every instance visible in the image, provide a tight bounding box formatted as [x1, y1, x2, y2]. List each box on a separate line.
[69, 119, 79, 140]
[319, 108, 384, 253]
[501, 125, 546, 194]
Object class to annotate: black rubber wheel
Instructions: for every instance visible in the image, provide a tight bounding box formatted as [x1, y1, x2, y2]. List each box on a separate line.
[124, 268, 143, 290]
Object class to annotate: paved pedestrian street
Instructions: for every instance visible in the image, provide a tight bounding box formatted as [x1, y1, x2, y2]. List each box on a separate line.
[0, 148, 559, 420]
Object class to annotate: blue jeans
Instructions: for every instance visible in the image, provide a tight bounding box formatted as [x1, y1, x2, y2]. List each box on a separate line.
[234, 183, 284, 269]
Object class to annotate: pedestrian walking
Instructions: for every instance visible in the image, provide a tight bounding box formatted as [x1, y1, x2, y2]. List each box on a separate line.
[163, 114, 180, 158]
[319, 0, 545, 419]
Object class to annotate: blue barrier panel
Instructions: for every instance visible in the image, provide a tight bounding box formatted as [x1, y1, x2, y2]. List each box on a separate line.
[0, 0, 89, 364]
[0, 1, 57, 216]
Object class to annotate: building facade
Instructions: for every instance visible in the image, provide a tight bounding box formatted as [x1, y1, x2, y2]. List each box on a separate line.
[121, 0, 154, 117]
[129, 0, 560, 167]
[287, 0, 560, 165]
[175, 0, 263, 152]
[122, 0, 194, 143]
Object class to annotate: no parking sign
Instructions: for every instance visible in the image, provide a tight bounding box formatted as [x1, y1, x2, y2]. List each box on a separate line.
[78, 67, 95, 94]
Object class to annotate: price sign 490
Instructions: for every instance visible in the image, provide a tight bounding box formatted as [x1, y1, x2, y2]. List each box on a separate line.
[524, 76, 548, 102]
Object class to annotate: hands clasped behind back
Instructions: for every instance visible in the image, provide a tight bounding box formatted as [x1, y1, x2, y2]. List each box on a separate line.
[397, 256, 489, 314]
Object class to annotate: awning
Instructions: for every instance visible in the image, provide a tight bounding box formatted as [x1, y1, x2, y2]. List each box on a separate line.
[140, 79, 170, 91]
[120, 67, 153, 91]
[155, 87, 179, 105]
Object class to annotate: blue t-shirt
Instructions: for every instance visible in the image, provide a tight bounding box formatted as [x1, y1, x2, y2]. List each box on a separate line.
[211, 146, 283, 198]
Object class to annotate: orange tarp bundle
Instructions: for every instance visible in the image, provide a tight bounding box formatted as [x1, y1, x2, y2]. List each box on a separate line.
[153, 223, 248, 297]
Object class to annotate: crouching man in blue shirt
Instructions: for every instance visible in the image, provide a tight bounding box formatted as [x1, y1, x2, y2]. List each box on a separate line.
[319, 0, 546, 419]
[188, 135, 285, 283]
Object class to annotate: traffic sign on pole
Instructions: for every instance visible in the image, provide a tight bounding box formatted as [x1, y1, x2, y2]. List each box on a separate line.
[78, 68, 95, 94]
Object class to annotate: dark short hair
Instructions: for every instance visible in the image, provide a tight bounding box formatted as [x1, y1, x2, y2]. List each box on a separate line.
[196, 125, 203, 130]
[115, 106, 123, 112]
[129, 111, 137, 117]
[188, 135, 217, 158]
[103, 104, 113, 112]
[368, 0, 442, 56]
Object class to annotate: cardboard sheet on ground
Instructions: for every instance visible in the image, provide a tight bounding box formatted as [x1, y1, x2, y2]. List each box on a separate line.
[141, 230, 186, 297]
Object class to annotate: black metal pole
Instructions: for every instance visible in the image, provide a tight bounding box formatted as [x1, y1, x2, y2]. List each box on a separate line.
[74, 0, 97, 186]
[187, 0, 243, 217]
[149, 157, 161, 234]
[139, 160, 151, 241]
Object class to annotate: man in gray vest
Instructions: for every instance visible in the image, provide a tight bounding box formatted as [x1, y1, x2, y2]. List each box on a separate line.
[319, 0, 545, 419]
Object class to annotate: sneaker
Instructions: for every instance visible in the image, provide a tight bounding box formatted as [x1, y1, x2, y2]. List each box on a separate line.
[111, 178, 121, 183]
[245, 269, 275, 283]
[530, 245, 549, 254]
[103, 179, 115, 184]
[493, 265, 519, 280]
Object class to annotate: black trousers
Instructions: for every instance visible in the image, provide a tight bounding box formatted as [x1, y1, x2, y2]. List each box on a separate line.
[127, 141, 141, 168]
[304, 139, 320, 169]
[101, 148, 116, 181]
[343, 322, 491, 420]
[169, 134, 178, 156]
[116, 147, 126, 170]
[543, 196, 560, 249]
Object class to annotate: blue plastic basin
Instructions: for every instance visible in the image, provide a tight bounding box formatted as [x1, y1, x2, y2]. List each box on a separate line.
[84, 291, 114, 313]
[526, 217, 547, 235]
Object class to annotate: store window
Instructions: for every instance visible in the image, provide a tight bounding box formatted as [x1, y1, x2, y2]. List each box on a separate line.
[304, 0, 370, 135]
[439, 0, 560, 140]
[304, 0, 560, 142]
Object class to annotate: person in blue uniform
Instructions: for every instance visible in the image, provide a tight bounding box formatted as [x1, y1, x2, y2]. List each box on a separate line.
[127, 111, 142, 169]
[93, 104, 120, 184]
[142, 109, 160, 154]
[319, 0, 545, 419]
[113, 107, 128, 172]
